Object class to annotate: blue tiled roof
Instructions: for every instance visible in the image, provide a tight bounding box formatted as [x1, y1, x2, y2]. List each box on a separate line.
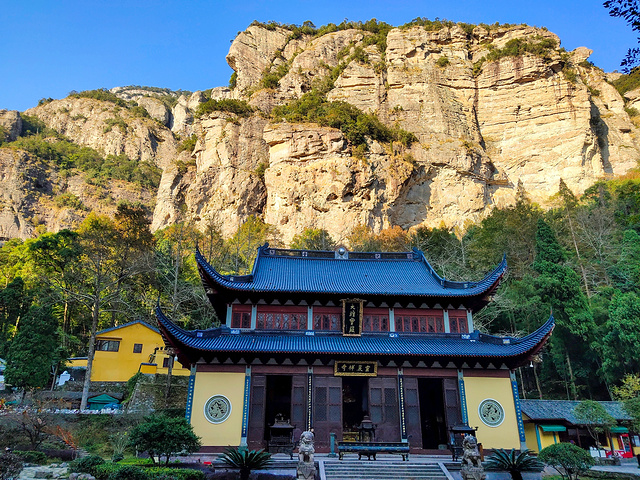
[196, 244, 506, 298]
[521, 400, 632, 423]
[97, 320, 159, 336]
[156, 306, 553, 362]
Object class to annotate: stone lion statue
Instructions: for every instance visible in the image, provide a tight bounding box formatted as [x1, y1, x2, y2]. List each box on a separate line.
[462, 435, 482, 467]
[461, 435, 485, 480]
[297, 431, 315, 480]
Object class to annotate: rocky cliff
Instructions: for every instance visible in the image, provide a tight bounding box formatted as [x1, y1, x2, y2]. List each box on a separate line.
[1, 21, 638, 242]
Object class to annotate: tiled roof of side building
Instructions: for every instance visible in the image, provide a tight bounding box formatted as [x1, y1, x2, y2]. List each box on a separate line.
[520, 399, 633, 423]
[196, 244, 507, 297]
[156, 305, 553, 366]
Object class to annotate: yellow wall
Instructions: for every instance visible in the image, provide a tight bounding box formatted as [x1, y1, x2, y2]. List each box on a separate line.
[523, 422, 558, 453]
[91, 323, 190, 382]
[464, 376, 521, 449]
[191, 371, 246, 447]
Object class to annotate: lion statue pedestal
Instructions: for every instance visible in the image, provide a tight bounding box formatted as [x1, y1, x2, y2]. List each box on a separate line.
[297, 431, 316, 480]
[460, 435, 486, 480]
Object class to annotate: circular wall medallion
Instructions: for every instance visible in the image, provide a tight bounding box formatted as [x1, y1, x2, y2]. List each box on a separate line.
[478, 398, 505, 427]
[204, 395, 232, 424]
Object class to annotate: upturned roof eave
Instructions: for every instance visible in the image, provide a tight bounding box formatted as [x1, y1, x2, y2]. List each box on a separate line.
[156, 306, 553, 367]
[194, 246, 507, 299]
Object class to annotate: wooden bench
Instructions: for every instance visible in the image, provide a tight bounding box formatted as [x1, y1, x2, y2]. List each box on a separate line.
[337, 441, 410, 461]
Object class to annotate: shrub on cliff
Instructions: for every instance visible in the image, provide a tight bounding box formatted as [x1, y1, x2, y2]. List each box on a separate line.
[195, 99, 253, 118]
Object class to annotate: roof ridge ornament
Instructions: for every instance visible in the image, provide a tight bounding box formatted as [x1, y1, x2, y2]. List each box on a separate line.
[335, 246, 348, 260]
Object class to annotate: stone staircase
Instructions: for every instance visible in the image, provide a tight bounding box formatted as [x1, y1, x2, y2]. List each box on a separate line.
[321, 460, 451, 480]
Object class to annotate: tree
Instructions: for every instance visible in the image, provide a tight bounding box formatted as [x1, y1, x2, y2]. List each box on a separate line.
[573, 400, 616, 450]
[128, 415, 201, 465]
[538, 442, 595, 480]
[70, 212, 153, 410]
[0, 277, 30, 355]
[347, 224, 382, 252]
[531, 219, 596, 399]
[219, 447, 272, 480]
[485, 449, 544, 480]
[4, 304, 60, 396]
[601, 291, 640, 383]
[604, 0, 640, 72]
[290, 228, 336, 250]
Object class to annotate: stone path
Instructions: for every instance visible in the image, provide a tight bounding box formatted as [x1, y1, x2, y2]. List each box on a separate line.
[17, 464, 68, 479]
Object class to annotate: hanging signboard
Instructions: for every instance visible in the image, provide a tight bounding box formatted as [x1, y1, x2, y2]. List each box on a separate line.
[341, 298, 364, 336]
[334, 360, 378, 376]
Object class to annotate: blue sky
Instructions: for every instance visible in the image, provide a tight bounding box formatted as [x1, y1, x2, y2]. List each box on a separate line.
[0, 0, 635, 112]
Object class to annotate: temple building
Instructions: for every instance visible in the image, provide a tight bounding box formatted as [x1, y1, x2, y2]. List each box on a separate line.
[157, 244, 553, 453]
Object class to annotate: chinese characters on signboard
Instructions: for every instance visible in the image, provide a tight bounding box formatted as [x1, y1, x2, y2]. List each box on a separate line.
[342, 299, 363, 336]
[334, 361, 378, 376]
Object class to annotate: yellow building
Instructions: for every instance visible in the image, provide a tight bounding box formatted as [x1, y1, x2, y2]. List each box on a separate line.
[68, 320, 190, 382]
[521, 399, 640, 457]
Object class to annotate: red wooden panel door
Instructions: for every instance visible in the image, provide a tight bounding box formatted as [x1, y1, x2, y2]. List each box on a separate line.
[291, 374, 307, 443]
[402, 376, 423, 449]
[313, 376, 342, 450]
[369, 376, 401, 442]
[247, 374, 266, 450]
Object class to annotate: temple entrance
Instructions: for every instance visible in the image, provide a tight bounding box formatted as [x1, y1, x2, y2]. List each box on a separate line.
[248, 373, 307, 451]
[418, 378, 448, 449]
[264, 375, 292, 442]
[342, 377, 369, 440]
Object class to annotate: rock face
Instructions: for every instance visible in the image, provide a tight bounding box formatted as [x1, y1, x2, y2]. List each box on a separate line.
[0, 110, 22, 141]
[2, 22, 639, 242]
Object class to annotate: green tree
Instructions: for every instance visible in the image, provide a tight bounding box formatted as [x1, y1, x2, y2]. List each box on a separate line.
[600, 291, 640, 383]
[28, 230, 82, 346]
[128, 415, 201, 465]
[0, 277, 30, 355]
[609, 229, 640, 292]
[290, 228, 336, 250]
[538, 442, 595, 480]
[604, 0, 640, 72]
[530, 219, 596, 399]
[4, 305, 60, 395]
[573, 400, 616, 450]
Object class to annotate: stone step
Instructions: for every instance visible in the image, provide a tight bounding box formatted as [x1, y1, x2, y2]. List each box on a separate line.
[322, 461, 449, 480]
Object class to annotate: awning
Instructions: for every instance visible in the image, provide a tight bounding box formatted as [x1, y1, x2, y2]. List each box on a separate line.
[611, 426, 629, 434]
[540, 425, 567, 432]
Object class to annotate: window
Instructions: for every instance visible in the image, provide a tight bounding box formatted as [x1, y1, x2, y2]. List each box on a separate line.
[256, 306, 307, 330]
[96, 340, 120, 352]
[313, 308, 341, 331]
[395, 310, 445, 333]
[449, 312, 469, 334]
[231, 305, 251, 328]
[363, 309, 389, 332]
[163, 357, 172, 368]
[133, 343, 143, 353]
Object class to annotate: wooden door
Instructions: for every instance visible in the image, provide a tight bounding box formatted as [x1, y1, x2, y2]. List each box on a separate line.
[291, 374, 307, 443]
[313, 376, 342, 450]
[247, 374, 266, 450]
[369, 377, 400, 442]
[402, 377, 422, 449]
[443, 378, 461, 428]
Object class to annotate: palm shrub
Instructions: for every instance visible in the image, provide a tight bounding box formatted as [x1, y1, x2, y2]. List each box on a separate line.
[485, 449, 544, 480]
[538, 443, 595, 480]
[218, 447, 272, 480]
